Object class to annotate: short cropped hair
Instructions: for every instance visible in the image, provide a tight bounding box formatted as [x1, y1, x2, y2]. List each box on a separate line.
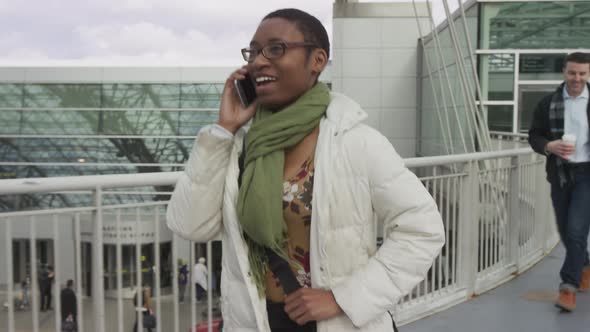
[564, 52, 590, 67]
[263, 8, 330, 59]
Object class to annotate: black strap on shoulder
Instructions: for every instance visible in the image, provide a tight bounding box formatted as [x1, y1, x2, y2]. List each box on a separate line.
[264, 248, 302, 295]
[238, 138, 246, 187]
[387, 311, 400, 332]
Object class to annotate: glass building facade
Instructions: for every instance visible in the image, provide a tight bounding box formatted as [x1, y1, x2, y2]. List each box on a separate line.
[0, 80, 223, 210]
[419, 1, 590, 156]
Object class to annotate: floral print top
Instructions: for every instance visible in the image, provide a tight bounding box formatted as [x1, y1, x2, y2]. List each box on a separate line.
[265, 154, 314, 302]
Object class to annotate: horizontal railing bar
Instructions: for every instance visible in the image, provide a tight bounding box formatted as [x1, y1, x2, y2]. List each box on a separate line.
[0, 171, 182, 194]
[405, 148, 532, 168]
[489, 131, 528, 139]
[1, 148, 536, 195]
[0, 201, 170, 218]
[0, 107, 218, 112]
[103, 191, 174, 195]
[0, 206, 96, 218]
[0, 162, 185, 167]
[0, 134, 198, 139]
[101, 201, 169, 210]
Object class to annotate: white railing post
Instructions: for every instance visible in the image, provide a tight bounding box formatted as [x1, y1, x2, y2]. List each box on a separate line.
[5, 219, 15, 332]
[457, 161, 479, 297]
[30, 216, 39, 332]
[92, 187, 105, 332]
[155, 209, 162, 332]
[172, 233, 180, 332]
[207, 241, 213, 332]
[116, 209, 124, 332]
[74, 214, 84, 332]
[135, 207, 143, 332]
[508, 156, 521, 269]
[54, 214, 62, 332]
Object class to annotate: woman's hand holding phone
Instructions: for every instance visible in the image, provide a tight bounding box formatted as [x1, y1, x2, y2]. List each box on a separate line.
[217, 67, 257, 135]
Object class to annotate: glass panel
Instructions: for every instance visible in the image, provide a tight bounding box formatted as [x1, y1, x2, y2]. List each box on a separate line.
[0, 110, 22, 134]
[100, 110, 179, 136]
[18, 110, 99, 135]
[518, 86, 556, 133]
[3, 137, 194, 164]
[177, 111, 218, 136]
[24, 84, 101, 108]
[481, 2, 590, 49]
[520, 54, 568, 81]
[181, 83, 224, 109]
[0, 84, 23, 107]
[479, 54, 515, 101]
[0, 166, 17, 180]
[102, 84, 181, 108]
[486, 105, 513, 132]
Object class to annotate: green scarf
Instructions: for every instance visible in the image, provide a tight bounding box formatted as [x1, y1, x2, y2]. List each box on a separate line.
[237, 82, 330, 296]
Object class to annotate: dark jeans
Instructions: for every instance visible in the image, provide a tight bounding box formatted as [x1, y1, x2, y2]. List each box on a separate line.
[132, 311, 153, 332]
[196, 284, 206, 301]
[40, 286, 52, 311]
[550, 169, 590, 288]
[179, 283, 187, 302]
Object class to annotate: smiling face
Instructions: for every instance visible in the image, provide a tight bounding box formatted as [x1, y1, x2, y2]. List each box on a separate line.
[247, 18, 326, 110]
[563, 61, 589, 97]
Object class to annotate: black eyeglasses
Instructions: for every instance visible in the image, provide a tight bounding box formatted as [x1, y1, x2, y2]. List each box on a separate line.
[241, 41, 318, 62]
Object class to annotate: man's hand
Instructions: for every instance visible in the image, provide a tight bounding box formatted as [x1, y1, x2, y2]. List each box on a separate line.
[546, 140, 575, 159]
[284, 288, 343, 325]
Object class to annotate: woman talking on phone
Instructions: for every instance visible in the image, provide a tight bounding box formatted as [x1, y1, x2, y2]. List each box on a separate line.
[167, 8, 444, 332]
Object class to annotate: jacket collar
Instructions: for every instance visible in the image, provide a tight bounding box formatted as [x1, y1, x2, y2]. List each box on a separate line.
[325, 92, 368, 134]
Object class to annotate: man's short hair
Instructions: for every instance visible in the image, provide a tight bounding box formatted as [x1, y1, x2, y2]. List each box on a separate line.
[67, 279, 74, 288]
[564, 52, 590, 67]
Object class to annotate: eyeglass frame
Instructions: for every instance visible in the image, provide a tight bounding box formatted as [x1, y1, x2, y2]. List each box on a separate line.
[241, 41, 319, 62]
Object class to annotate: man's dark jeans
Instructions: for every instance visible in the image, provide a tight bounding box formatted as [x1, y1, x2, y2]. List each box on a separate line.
[550, 170, 590, 288]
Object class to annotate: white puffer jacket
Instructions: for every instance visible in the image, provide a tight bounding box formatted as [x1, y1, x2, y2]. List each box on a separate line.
[167, 93, 445, 332]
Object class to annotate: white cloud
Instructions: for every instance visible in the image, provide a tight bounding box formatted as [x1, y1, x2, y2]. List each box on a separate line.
[0, 0, 458, 65]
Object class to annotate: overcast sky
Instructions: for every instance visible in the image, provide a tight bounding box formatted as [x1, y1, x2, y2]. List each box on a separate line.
[0, 0, 458, 66]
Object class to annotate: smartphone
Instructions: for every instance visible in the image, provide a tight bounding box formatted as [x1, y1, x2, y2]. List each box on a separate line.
[233, 73, 257, 108]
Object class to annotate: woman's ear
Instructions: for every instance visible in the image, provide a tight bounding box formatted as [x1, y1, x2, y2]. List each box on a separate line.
[311, 48, 328, 76]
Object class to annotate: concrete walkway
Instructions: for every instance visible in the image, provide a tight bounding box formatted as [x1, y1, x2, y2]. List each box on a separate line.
[404, 240, 590, 332]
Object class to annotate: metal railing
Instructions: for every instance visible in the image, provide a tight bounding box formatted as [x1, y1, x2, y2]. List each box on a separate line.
[0, 147, 558, 331]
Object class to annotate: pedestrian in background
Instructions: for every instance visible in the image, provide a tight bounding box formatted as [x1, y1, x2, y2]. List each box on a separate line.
[192, 257, 208, 302]
[528, 52, 590, 312]
[60, 279, 77, 331]
[39, 264, 54, 311]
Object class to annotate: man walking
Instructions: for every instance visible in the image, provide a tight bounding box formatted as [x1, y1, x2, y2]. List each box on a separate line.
[60, 280, 77, 331]
[192, 257, 208, 302]
[39, 264, 54, 311]
[528, 52, 590, 312]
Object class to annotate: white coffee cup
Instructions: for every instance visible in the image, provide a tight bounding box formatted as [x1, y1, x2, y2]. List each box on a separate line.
[562, 134, 577, 146]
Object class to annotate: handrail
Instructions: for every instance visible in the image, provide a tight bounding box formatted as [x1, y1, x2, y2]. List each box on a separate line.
[0, 171, 182, 194]
[0, 148, 536, 195]
[489, 130, 529, 139]
[405, 147, 532, 167]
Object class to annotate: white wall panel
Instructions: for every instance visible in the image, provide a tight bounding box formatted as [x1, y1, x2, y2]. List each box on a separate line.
[381, 78, 417, 108]
[381, 49, 418, 77]
[381, 18, 423, 48]
[341, 49, 381, 78]
[381, 109, 417, 139]
[340, 18, 380, 49]
[341, 78, 381, 109]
